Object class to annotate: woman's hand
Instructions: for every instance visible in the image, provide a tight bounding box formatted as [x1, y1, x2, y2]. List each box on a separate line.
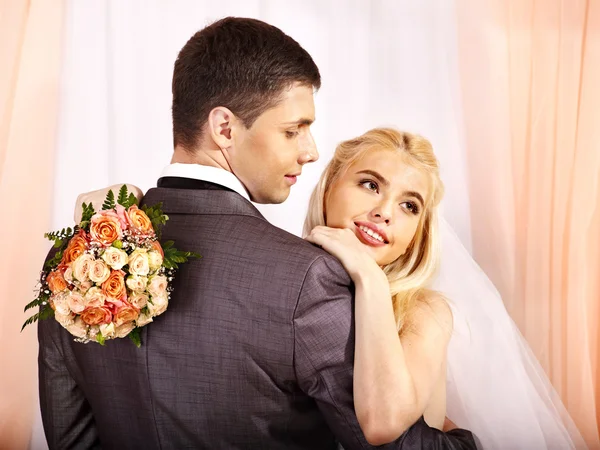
[305, 225, 381, 280]
[74, 184, 143, 223]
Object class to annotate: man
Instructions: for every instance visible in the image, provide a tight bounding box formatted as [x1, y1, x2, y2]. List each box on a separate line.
[39, 17, 476, 449]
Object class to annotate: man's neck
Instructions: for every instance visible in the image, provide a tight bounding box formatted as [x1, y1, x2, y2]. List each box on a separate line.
[170, 145, 232, 172]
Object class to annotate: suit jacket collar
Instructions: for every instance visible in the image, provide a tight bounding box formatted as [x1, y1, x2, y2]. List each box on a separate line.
[143, 184, 265, 221]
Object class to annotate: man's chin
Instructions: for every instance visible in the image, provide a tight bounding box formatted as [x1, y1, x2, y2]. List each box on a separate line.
[249, 188, 290, 205]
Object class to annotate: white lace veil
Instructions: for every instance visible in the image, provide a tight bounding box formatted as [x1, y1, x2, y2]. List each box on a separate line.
[433, 218, 587, 449]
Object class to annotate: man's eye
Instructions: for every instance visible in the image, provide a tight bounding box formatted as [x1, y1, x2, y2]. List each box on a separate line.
[285, 131, 299, 138]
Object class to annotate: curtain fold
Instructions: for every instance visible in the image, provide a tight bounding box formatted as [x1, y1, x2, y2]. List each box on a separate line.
[456, 0, 600, 446]
[0, 0, 64, 447]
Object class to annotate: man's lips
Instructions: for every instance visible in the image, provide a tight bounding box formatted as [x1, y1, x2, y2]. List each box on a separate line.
[285, 173, 300, 185]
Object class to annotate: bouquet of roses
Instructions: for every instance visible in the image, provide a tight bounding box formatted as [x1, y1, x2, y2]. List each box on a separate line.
[22, 185, 199, 346]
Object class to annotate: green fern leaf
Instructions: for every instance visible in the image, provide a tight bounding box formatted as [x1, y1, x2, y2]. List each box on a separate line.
[117, 185, 129, 206]
[102, 190, 116, 210]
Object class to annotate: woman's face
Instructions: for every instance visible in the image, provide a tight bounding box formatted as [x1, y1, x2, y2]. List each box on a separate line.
[325, 149, 430, 266]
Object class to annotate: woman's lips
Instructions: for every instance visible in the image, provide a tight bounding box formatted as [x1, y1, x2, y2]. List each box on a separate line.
[355, 224, 387, 247]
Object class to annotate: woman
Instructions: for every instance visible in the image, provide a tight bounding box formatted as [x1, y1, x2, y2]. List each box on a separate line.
[303, 128, 586, 449]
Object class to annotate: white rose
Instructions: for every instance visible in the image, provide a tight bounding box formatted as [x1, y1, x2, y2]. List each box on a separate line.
[54, 311, 75, 328]
[52, 292, 71, 316]
[63, 266, 74, 285]
[136, 312, 153, 327]
[101, 247, 128, 270]
[67, 291, 87, 314]
[66, 317, 88, 338]
[99, 322, 115, 338]
[73, 253, 94, 282]
[79, 280, 93, 294]
[147, 293, 168, 317]
[85, 287, 106, 307]
[128, 249, 150, 276]
[115, 322, 135, 338]
[148, 250, 163, 272]
[89, 259, 111, 284]
[126, 275, 147, 293]
[147, 275, 168, 298]
[129, 292, 149, 309]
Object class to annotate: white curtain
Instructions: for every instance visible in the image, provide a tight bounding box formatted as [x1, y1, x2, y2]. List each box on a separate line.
[36, 0, 473, 447]
[54, 0, 471, 243]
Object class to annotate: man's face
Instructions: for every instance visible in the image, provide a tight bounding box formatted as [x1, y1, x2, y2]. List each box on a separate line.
[228, 83, 318, 204]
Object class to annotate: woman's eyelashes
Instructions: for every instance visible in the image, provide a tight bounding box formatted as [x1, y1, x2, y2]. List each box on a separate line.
[401, 201, 420, 215]
[359, 179, 379, 193]
[359, 178, 421, 215]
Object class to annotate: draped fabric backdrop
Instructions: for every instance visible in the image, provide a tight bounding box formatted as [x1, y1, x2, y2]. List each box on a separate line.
[0, 1, 597, 448]
[456, 1, 600, 446]
[0, 0, 65, 449]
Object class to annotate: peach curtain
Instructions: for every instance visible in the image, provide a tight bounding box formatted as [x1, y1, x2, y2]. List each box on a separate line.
[0, 0, 64, 448]
[456, 0, 600, 447]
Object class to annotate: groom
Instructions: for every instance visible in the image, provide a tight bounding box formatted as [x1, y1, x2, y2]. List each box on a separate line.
[38, 17, 477, 449]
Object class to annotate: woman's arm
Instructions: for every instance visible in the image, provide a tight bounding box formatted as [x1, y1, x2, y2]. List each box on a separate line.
[73, 184, 143, 222]
[306, 226, 452, 445]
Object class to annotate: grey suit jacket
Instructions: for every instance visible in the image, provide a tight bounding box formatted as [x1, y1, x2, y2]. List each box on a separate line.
[38, 180, 476, 449]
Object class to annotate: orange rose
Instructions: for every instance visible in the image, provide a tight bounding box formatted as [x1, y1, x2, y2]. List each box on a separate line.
[101, 270, 126, 300]
[80, 306, 112, 326]
[46, 269, 68, 293]
[61, 230, 89, 265]
[114, 303, 140, 326]
[90, 213, 122, 246]
[150, 240, 164, 258]
[126, 205, 153, 233]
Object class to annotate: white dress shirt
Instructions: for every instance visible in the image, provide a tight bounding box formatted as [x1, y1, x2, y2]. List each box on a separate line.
[159, 163, 250, 201]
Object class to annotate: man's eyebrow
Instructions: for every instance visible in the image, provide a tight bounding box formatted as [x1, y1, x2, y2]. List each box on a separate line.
[282, 118, 314, 126]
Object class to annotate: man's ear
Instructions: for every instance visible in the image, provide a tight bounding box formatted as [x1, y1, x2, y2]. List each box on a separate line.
[207, 106, 237, 150]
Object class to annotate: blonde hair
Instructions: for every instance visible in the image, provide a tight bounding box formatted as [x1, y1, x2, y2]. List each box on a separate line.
[303, 128, 444, 334]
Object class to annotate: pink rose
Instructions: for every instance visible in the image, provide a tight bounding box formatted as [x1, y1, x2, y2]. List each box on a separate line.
[113, 205, 130, 230]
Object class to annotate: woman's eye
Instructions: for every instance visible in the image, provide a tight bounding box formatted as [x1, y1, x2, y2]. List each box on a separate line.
[401, 201, 420, 215]
[360, 180, 379, 192]
[285, 130, 299, 138]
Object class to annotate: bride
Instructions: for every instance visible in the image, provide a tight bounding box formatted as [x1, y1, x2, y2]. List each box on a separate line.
[75, 127, 586, 449]
[303, 127, 586, 449]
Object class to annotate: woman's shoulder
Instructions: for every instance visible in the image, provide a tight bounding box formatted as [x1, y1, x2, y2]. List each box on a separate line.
[405, 290, 453, 339]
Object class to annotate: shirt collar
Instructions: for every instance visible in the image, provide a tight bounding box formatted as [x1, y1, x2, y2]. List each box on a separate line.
[159, 163, 251, 201]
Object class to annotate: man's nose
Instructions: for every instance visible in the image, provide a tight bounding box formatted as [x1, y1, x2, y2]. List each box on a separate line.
[298, 131, 319, 165]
